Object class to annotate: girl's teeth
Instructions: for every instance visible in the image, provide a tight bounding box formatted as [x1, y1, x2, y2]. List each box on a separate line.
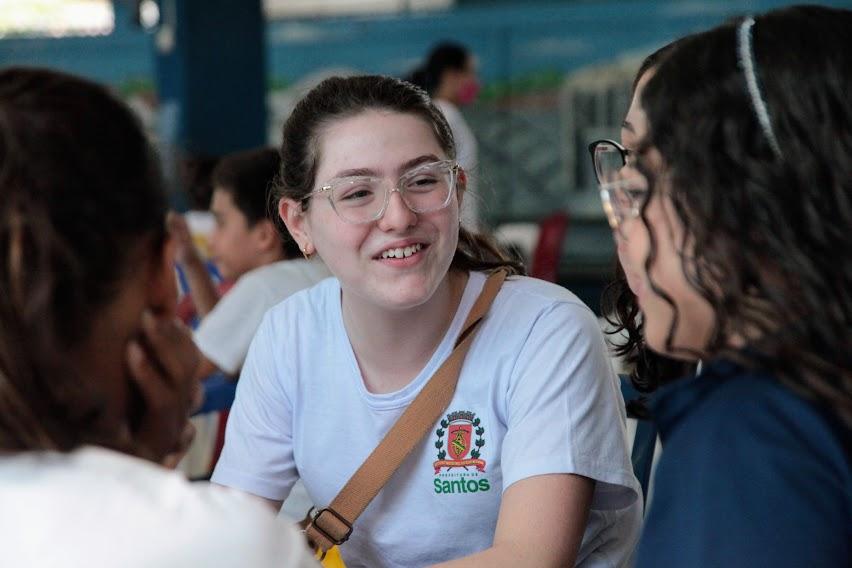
[381, 243, 422, 259]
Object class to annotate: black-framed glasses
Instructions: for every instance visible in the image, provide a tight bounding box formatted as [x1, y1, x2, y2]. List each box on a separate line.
[306, 160, 459, 225]
[588, 139, 648, 236]
[588, 139, 632, 185]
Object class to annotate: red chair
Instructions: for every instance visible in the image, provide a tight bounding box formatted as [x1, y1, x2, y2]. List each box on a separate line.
[530, 211, 570, 282]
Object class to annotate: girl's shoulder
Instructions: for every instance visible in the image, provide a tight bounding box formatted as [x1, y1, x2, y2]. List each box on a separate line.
[491, 273, 597, 322]
[265, 276, 340, 320]
[655, 361, 850, 477]
[0, 447, 314, 567]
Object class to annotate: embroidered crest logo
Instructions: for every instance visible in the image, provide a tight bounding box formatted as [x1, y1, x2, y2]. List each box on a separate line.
[433, 410, 486, 473]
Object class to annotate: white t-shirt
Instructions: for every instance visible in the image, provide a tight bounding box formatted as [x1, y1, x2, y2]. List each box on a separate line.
[213, 272, 642, 567]
[435, 99, 480, 231]
[0, 446, 317, 568]
[195, 258, 331, 375]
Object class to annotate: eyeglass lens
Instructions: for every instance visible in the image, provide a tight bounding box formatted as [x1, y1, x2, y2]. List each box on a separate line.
[593, 142, 627, 184]
[328, 162, 455, 224]
[591, 141, 650, 235]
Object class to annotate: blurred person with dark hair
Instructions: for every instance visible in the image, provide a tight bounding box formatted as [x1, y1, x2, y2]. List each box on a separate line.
[599, 38, 696, 415]
[591, 5, 851, 566]
[0, 67, 317, 567]
[180, 152, 220, 211]
[409, 41, 482, 231]
[174, 153, 223, 324]
[169, 147, 330, 380]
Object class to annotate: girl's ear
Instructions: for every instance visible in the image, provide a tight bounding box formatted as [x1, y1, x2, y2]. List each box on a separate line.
[456, 167, 467, 208]
[278, 197, 314, 256]
[147, 235, 178, 317]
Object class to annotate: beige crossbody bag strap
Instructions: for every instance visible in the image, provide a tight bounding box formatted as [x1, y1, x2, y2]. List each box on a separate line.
[303, 268, 508, 553]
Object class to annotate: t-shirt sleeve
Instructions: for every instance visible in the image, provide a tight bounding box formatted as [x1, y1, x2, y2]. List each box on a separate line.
[194, 272, 275, 376]
[637, 381, 851, 568]
[210, 312, 299, 501]
[500, 301, 640, 510]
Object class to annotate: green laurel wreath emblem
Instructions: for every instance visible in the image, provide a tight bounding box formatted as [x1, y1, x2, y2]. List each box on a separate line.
[435, 414, 485, 460]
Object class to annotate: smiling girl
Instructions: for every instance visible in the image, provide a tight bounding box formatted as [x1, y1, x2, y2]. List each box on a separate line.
[212, 75, 641, 567]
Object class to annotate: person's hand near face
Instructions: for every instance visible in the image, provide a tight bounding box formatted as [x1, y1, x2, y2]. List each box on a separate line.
[166, 211, 202, 267]
[125, 310, 201, 467]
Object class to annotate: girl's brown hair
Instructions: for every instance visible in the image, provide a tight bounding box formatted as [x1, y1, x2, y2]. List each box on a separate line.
[0, 68, 167, 451]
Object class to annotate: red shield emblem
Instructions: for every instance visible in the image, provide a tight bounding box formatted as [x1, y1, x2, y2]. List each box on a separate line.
[447, 423, 472, 461]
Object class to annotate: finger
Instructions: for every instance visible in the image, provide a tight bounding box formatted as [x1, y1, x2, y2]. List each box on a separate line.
[127, 339, 185, 462]
[140, 312, 201, 417]
[177, 420, 196, 455]
[166, 210, 188, 231]
[165, 211, 183, 239]
[166, 212, 192, 250]
[140, 310, 199, 385]
[160, 453, 181, 470]
[190, 378, 205, 414]
[127, 339, 173, 411]
[161, 420, 196, 470]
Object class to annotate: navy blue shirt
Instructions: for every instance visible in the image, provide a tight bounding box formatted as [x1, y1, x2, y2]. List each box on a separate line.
[636, 359, 851, 568]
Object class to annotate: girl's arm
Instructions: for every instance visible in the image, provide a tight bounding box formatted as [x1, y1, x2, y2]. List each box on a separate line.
[432, 473, 594, 568]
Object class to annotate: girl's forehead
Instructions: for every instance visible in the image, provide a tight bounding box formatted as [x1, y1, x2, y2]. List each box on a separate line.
[316, 110, 445, 175]
[623, 69, 655, 145]
[321, 109, 433, 137]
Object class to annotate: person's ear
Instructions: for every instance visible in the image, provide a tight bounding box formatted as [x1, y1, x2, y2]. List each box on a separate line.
[148, 235, 178, 317]
[278, 197, 314, 257]
[456, 167, 467, 209]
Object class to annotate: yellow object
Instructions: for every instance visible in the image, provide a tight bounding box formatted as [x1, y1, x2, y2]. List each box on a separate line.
[316, 545, 345, 568]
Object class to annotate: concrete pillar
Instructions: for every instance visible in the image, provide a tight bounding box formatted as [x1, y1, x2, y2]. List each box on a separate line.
[153, 0, 266, 159]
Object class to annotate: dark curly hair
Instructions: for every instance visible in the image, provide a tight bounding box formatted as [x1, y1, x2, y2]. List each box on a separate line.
[638, 5, 852, 426]
[270, 74, 522, 275]
[601, 38, 695, 399]
[0, 68, 167, 451]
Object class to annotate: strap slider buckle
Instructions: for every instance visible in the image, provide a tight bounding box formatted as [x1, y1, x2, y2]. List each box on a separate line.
[306, 506, 353, 546]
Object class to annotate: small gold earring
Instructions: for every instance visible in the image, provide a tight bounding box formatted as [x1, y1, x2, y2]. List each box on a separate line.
[301, 244, 313, 260]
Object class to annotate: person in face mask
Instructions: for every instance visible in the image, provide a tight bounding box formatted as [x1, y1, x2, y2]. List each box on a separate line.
[409, 42, 482, 231]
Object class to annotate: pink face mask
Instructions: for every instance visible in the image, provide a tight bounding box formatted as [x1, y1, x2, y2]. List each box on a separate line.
[457, 78, 480, 106]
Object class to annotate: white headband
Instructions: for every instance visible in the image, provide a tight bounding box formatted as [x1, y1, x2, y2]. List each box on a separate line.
[737, 16, 783, 159]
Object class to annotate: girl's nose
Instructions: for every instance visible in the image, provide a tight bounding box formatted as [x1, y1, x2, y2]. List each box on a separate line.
[377, 188, 417, 231]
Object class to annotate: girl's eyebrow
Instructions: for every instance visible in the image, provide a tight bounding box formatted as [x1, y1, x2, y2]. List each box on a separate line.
[398, 154, 441, 174]
[622, 120, 635, 133]
[331, 155, 442, 179]
[331, 167, 376, 178]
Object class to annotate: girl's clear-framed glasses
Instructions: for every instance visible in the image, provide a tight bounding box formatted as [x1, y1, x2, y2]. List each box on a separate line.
[306, 159, 460, 224]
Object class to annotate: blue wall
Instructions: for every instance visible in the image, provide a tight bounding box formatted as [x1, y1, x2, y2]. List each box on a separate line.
[2, 0, 850, 92]
[0, 2, 154, 90]
[3, 0, 849, 299]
